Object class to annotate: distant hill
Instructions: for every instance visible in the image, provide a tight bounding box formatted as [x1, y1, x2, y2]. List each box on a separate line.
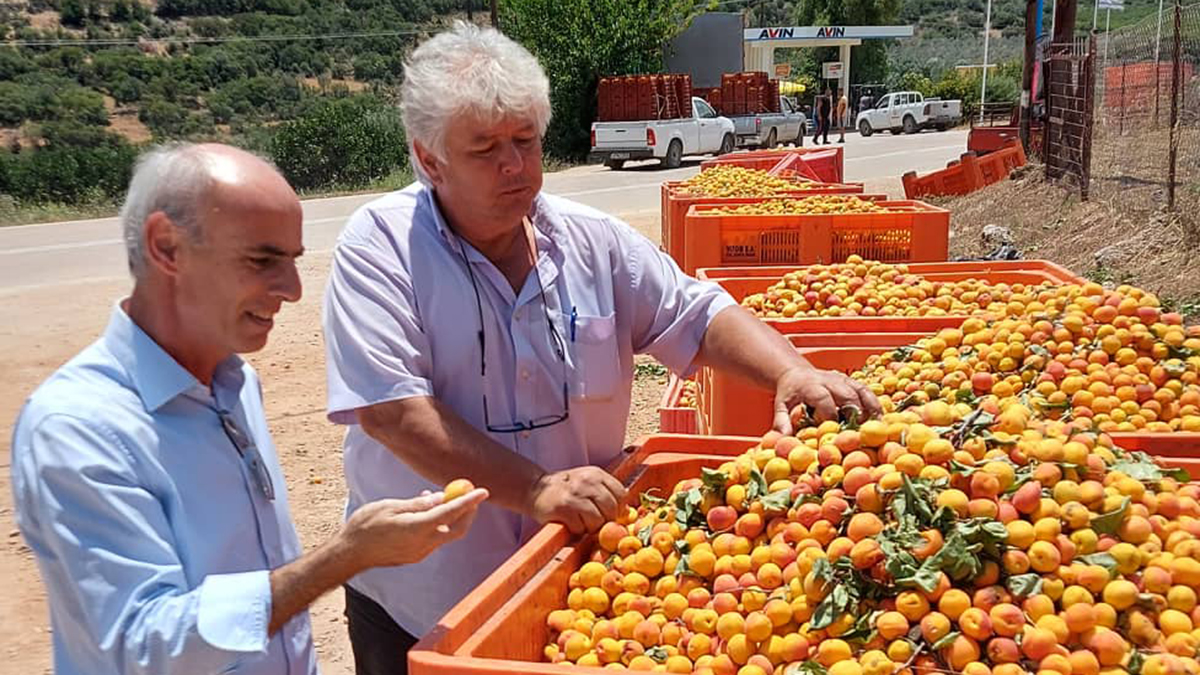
[0, 0, 468, 147]
[714, 0, 1164, 85]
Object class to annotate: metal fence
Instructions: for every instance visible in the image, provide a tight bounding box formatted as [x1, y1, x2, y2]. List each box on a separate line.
[1045, 36, 1097, 197]
[1091, 1, 1200, 215]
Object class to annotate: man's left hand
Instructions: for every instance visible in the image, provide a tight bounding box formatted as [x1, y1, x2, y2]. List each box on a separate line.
[773, 364, 882, 435]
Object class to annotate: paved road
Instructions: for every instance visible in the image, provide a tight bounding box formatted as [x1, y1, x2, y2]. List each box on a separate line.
[0, 129, 966, 290]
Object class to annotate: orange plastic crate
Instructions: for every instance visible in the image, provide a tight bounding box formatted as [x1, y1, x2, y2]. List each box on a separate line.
[659, 181, 868, 264]
[657, 374, 699, 434]
[408, 436, 761, 675]
[678, 200, 950, 276]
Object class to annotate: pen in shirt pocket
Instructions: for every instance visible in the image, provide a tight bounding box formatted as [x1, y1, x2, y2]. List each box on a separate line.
[570, 306, 577, 342]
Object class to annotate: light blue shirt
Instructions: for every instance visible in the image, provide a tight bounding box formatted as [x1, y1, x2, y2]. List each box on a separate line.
[323, 184, 736, 636]
[10, 305, 317, 675]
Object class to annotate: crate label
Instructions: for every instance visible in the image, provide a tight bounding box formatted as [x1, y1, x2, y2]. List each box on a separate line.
[722, 232, 759, 263]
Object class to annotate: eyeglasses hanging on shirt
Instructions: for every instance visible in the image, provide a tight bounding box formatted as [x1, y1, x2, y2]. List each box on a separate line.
[213, 408, 276, 501]
[457, 217, 571, 434]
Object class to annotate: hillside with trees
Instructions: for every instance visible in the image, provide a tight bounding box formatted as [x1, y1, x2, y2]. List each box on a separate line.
[0, 0, 472, 214]
[0, 0, 1168, 219]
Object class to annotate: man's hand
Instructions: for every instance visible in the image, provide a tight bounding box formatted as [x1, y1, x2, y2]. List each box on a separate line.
[773, 364, 882, 435]
[529, 467, 627, 535]
[339, 489, 488, 571]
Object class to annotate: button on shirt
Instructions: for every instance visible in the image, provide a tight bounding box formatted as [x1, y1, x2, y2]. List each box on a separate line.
[10, 305, 316, 675]
[323, 184, 736, 637]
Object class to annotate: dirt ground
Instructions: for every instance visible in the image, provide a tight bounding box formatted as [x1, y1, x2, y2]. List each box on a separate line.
[0, 210, 669, 675]
[945, 165, 1200, 308]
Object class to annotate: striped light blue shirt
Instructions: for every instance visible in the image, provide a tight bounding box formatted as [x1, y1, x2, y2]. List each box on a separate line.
[10, 305, 317, 675]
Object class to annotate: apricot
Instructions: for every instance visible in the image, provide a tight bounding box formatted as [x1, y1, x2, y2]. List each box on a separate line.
[443, 478, 475, 502]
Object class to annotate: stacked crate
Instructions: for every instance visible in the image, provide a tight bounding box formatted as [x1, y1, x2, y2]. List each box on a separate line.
[596, 74, 694, 122]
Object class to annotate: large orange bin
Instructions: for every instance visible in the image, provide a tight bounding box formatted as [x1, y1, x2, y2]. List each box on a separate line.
[408, 435, 761, 675]
[660, 181, 869, 263]
[697, 154, 783, 173]
[696, 333, 928, 437]
[698, 147, 845, 182]
[657, 374, 699, 434]
[699, 260, 1089, 334]
[678, 200, 950, 276]
[698, 337, 1200, 450]
[407, 432, 1200, 674]
[768, 147, 844, 183]
[696, 260, 1088, 285]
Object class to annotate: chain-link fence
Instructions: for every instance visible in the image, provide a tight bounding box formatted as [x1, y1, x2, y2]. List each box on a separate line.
[1091, 2, 1200, 219]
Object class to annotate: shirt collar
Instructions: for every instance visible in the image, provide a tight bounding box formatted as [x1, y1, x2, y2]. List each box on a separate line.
[418, 185, 564, 262]
[103, 302, 245, 413]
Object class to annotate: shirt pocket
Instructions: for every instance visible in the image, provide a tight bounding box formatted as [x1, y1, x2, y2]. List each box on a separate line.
[570, 312, 620, 401]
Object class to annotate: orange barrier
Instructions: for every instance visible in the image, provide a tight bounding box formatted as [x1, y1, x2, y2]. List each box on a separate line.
[408, 436, 761, 675]
[657, 375, 699, 434]
[678, 199, 950, 276]
[977, 141, 1028, 187]
[902, 152, 984, 199]
[903, 141, 1028, 199]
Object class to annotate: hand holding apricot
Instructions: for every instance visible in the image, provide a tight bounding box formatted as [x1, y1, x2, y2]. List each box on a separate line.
[443, 478, 476, 503]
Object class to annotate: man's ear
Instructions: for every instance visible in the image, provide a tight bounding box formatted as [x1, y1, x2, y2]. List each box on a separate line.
[142, 211, 186, 277]
[412, 140, 444, 186]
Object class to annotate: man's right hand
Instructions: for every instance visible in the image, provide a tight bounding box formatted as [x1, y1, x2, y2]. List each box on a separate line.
[340, 489, 488, 571]
[529, 467, 627, 534]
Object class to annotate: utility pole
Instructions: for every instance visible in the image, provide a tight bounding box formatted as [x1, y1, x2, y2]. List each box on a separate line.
[1053, 0, 1078, 44]
[491, 0, 498, 28]
[982, 0, 994, 123]
[1021, 0, 1038, 149]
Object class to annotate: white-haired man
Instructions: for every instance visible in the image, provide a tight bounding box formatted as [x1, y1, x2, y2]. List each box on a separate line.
[322, 23, 880, 673]
[11, 143, 487, 675]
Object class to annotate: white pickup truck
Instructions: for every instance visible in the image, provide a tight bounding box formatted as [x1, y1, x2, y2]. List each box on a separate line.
[730, 96, 807, 149]
[856, 91, 963, 137]
[590, 97, 735, 170]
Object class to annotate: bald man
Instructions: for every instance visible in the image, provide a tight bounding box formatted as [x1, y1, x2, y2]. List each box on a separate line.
[10, 143, 487, 675]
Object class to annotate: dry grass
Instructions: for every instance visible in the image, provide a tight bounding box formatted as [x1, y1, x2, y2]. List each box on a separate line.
[946, 162, 1200, 313]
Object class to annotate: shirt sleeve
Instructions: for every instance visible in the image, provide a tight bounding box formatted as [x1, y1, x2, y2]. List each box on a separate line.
[323, 210, 435, 425]
[12, 413, 272, 675]
[616, 219, 738, 377]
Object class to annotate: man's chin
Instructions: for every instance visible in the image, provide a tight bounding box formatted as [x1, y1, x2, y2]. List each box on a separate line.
[235, 331, 272, 355]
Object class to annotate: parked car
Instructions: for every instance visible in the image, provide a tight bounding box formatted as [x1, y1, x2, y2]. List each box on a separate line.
[589, 97, 735, 170]
[856, 91, 963, 137]
[728, 95, 807, 149]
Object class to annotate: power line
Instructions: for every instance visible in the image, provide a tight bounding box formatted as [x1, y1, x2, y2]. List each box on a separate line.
[4, 27, 433, 48]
